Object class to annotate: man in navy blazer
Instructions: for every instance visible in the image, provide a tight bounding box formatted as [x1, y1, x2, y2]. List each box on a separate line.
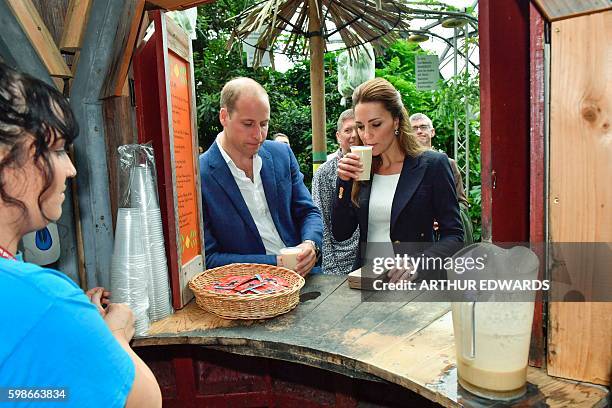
[199, 77, 322, 276]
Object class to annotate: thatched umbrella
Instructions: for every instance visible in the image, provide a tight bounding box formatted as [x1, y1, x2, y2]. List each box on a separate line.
[228, 0, 413, 171]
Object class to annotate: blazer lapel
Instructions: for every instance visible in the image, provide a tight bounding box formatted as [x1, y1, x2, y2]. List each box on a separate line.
[358, 180, 372, 242]
[391, 154, 426, 227]
[258, 146, 283, 236]
[208, 143, 260, 238]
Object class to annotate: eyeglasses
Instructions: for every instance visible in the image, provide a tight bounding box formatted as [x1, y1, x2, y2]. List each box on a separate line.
[412, 125, 431, 132]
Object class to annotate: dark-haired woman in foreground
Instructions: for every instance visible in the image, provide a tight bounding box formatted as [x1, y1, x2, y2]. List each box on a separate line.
[0, 63, 161, 407]
[332, 78, 463, 282]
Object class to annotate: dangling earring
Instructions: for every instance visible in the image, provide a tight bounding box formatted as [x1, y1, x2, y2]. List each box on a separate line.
[394, 129, 400, 136]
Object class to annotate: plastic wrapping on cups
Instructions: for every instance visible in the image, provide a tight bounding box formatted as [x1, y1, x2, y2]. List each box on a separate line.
[112, 144, 174, 336]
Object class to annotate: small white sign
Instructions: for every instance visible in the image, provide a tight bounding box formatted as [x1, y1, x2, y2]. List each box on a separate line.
[415, 54, 440, 91]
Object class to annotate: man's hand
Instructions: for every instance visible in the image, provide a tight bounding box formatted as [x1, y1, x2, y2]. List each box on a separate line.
[294, 241, 317, 277]
[86, 287, 111, 317]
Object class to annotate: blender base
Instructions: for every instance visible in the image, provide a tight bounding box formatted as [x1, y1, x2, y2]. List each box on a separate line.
[458, 377, 526, 401]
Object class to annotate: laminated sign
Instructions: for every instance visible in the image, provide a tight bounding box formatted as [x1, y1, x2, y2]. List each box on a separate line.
[416, 54, 440, 91]
[134, 11, 206, 309]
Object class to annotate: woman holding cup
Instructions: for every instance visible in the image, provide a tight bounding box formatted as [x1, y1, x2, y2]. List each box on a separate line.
[332, 78, 463, 283]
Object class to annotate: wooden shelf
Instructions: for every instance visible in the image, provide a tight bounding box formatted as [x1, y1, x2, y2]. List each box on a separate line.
[133, 275, 609, 408]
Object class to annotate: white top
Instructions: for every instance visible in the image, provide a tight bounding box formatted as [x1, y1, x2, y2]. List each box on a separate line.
[367, 173, 401, 243]
[216, 136, 286, 255]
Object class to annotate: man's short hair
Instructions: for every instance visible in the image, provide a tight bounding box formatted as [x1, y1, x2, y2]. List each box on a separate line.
[409, 113, 433, 128]
[220, 77, 268, 114]
[336, 108, 355, 131]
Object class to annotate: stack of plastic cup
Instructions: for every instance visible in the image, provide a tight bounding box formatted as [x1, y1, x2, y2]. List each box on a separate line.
[130, 165, 173, 322]
[130, 165, 159, 210]
[110, 207, 150, 336]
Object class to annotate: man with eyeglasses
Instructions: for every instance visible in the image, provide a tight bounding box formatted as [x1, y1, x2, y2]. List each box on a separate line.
[410, 113, 473, 243]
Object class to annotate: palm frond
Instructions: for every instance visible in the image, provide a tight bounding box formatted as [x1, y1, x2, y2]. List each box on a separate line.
[228, 0, 415, 67]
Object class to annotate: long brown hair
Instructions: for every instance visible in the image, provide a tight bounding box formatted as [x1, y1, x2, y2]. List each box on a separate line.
[350, 77, 424, 205]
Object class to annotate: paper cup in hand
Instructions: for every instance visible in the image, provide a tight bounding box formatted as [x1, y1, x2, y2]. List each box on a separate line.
[280, 247, 302, 271]
[350, 145, 373, 181]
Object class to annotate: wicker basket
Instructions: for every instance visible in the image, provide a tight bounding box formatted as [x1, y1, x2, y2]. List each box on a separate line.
[189, 263, 305, 320]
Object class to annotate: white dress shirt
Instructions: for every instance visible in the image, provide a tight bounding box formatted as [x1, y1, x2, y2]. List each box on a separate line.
[216, 136, 286, 255]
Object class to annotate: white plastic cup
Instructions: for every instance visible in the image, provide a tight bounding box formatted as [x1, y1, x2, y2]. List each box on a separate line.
[350, 145, 373, 181]
[279, 247, 303, 271]
[130, 166, 159, 210]
[113, 208, 144, 258]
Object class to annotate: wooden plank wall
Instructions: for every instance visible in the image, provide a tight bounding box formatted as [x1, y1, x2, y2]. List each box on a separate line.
[548, 10, 612, 386]
[14, 0, 142, 287]
[103, 82, 138, 231]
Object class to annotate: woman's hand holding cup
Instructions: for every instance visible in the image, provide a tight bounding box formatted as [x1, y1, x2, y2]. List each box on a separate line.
[337, 153, 364, 181]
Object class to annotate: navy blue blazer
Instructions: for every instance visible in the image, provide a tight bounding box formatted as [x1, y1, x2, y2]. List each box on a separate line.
[332, 150, 464, 274]
[199, 140, 323, 269]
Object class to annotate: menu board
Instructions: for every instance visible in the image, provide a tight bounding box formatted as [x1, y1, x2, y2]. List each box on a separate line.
[133, 11, 205, 309]
[169, 52, 201, 265]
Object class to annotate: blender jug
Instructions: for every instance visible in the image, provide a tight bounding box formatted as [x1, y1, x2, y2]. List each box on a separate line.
[449, 243, 539, 400]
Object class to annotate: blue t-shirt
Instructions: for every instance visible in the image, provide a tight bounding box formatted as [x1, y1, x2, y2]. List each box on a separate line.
[0, 258, 135, 407]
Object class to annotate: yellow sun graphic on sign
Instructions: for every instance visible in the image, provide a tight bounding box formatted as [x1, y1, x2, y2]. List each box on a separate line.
[173, 64, 180, 78]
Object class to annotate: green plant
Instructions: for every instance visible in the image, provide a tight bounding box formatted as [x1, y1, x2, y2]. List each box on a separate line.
[192, 2, 481, 238]
[375, 40, 481, 240]
[429, 75, 481, 241]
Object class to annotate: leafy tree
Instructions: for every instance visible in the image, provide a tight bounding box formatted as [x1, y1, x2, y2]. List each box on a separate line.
[193, 0, 257, 147]
[374, 40, 482, 240]
[430, 74, 482, 240]
[194, 0, 343, 185]
[192, 1, 481, 239]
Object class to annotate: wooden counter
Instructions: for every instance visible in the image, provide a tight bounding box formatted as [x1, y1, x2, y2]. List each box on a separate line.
[133, 275, 609, 407]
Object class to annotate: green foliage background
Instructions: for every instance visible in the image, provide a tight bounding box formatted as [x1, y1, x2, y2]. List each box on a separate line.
[193, 1, 481, 240]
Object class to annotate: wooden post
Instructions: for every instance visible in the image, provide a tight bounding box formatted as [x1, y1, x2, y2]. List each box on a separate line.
[5, 0, 71, 79]
[0, 0, 54, 86]
[479, 0, 530, 242]
[100, 0, 145, 98]
[528, 1, 546, 368]
[308, 0, 326, 173]
[69, 147, 88, 290]
[60, 0, 93, 53]
[69, 0, 131, 289]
